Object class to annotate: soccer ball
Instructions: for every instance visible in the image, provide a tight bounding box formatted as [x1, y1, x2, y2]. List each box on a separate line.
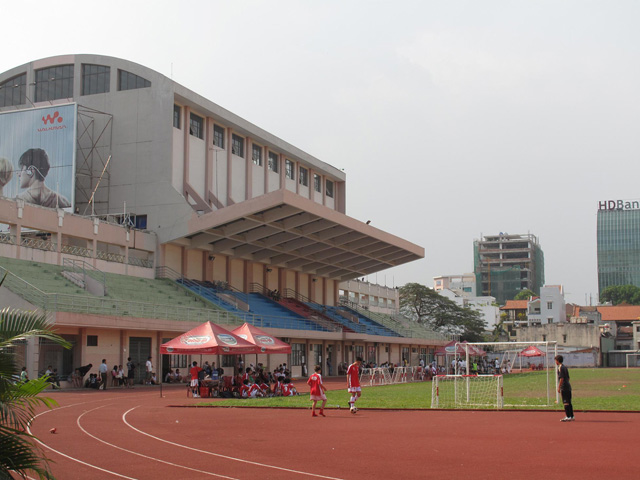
[350, 406, 357, 414]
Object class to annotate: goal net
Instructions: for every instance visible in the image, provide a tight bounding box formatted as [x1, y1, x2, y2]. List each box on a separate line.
[453, 341, 558, 407]
[431, 375, 503, 409]
[626, 353, 640, 368]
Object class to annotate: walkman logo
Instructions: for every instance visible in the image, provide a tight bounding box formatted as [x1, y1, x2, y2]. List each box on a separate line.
[599, 200, 640, 211]
[38, 111, 66, 132]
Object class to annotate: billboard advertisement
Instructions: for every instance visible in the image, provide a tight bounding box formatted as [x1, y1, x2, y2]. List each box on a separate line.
[0, 104, 76, 210]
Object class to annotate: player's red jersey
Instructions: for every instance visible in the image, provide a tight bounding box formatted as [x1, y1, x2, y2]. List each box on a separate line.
[239, 384, 251, 398]
[347, 363, 360, 388]
[307, 372, 323, 396]
[190, 366, 202, 381]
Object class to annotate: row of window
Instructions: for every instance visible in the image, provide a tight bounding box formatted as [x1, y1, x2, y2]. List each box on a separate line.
[0, 64, 151, 107]
[175, 104, 335, 197]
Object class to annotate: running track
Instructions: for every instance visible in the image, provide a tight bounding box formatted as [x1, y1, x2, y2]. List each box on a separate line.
[27, 381, 639, 479]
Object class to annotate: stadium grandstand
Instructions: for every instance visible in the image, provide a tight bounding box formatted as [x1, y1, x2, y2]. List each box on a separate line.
[0, 54, 449, 384]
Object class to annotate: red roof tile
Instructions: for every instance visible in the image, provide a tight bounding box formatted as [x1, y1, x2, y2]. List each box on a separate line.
[596, 305, 640, 322]
[500, 300, 529, 310]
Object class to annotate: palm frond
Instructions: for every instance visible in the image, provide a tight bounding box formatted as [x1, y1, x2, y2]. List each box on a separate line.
[0, 424, 54, 479]
[0, 308, 72, 350]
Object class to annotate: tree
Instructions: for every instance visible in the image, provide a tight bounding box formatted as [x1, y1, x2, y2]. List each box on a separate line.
[0, 306, 71, 479]
[399, 283, 487, 342]
[600, 285, 640, 305]
[514, 289, 536, 301]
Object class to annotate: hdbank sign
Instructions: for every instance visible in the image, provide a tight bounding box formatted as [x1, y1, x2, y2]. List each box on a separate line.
[598, 200, 640, 211]
[0, 104, 77, 211]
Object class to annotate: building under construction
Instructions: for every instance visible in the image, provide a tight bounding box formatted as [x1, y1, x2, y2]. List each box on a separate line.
[473, 233, 545, 304]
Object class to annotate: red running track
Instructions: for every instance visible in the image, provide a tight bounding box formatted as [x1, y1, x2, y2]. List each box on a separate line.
[28, 383, 639, 480]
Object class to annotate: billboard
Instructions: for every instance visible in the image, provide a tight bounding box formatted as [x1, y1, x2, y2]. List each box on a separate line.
[0, 104, 76, 210]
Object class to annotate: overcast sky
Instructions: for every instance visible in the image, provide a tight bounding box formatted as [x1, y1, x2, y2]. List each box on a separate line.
[2, 0, 639, 304]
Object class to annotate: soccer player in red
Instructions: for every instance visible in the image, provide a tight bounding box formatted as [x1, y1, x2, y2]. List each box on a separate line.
[347, 356, 363, 413]
[307, 365, 328, 417]
[189, 361, 202, 398]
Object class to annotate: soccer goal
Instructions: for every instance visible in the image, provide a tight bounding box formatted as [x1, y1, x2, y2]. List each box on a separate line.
[431, 374, 503, 409]
[455, 341, 558, 407]
[625, 353, 640, 368]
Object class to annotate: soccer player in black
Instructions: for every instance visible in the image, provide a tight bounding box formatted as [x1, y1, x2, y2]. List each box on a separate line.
[555, 355, 574, 422]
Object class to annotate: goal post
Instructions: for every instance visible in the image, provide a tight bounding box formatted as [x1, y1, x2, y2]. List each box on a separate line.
[431, 375, 503, 409]
[626, 353, 640, 368]
[457, 341, 558, 407]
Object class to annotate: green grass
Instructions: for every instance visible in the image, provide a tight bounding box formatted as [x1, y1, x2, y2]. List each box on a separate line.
[200, 368, 640, 411]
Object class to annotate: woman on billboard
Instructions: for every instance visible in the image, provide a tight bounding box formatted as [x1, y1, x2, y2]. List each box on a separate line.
[16, 148, 71, 208]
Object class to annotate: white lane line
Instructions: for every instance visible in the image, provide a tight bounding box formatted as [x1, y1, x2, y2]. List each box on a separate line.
[28, 407, 138, 480]
[123, 406, 346, 480]
[78, 405, 239, 479]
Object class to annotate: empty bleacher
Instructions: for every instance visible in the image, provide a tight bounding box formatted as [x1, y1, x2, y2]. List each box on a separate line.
[177, 280, 335, 332]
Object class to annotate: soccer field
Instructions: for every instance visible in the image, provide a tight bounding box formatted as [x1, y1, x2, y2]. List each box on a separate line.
[203, 368, 640, 411]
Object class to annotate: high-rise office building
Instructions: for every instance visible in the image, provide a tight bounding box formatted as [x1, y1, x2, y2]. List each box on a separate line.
[473, 233, 544, 304]
[597, 199, 640, 295]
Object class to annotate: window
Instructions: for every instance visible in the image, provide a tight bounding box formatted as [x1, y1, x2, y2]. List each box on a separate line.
[547, 301, 553, 310]
[326, 179, 334, 198]
[35, 65, 74, 102]
[189, 113, 203, 139]
[547, 317, 554, 323]
[285, 159, 295, 180]
[81, 64, 110, 95]
[252, 144, 262, 165]
[221, 355, 235, 367]
[118, 69, 151, 91]
[231, 134, 244, 157]
[87, 335, 98, 347]
[173, 105, 181, 129]
[268, 151, 279, 173]
[291, 343, 305, 366]
[169, 355, 187, 369]
[563, 334, 567, 343]
[314, 174, 321, 192]
[213, 124, 225, 148]
[299, 166, 308, 186]
[0, 73, 26, 107]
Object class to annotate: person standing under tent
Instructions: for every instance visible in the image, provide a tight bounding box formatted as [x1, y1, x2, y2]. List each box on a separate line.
[347, 357, 363, 413]
[555, 355, 575, 422]
[190, 361, 203, 398]
[308, 365, 328, 417]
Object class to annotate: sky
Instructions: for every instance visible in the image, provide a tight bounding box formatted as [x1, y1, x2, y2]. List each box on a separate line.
[2, 0, 639, 305]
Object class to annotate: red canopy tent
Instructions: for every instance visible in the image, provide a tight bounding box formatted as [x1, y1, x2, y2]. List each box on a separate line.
[160, 321, 259, 355]
[519, 345, 545, 357]
[230, 323, 292, 354]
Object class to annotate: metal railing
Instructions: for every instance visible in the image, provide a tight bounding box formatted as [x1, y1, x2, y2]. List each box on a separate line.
[61, 244, 93, 258]
[0, 233, 15, 245]
[96, 250, 126, 264]
[62, 258, 107, 294]
[128, 256, 154, 268]
[20, 237, 56, 252]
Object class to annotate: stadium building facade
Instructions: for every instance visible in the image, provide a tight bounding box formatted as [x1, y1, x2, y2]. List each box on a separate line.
[597, 199, 640, 295]
[0, 54, 445, 382]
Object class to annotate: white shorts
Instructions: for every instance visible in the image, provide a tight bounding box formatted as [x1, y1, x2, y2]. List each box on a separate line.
[190, 379, 198, 387]
[347, 386, 361, 393]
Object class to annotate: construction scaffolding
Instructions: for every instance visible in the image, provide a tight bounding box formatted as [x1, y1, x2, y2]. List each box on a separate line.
[75, 105, 113, 216]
